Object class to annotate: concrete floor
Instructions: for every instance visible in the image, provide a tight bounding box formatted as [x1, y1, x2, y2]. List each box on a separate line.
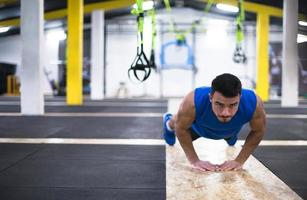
[0, 97, 306, 199]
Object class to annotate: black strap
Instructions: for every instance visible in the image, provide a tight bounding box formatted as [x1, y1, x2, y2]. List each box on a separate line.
[128, 39, 151, 82]
[149, 49, 157, 71]
[233, 45, 247, 64]
[129, 8, 152, 82]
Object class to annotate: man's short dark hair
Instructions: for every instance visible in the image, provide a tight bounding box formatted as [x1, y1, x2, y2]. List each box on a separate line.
[211, 73, 242, 97]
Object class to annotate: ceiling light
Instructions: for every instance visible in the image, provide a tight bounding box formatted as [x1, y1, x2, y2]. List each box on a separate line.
[0, 26, 10, 33]
[298, 21, 307, 26]
[297, 34, 307, 43]
[216, 3, 239, 13]
[133, 1, 154, 11]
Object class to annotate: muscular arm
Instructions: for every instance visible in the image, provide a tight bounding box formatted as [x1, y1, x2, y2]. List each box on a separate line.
[175, 91, 199, 163]
[235, 95, 266, 164]
[175, 91, 216, 171]
[218, 95, 266, 171]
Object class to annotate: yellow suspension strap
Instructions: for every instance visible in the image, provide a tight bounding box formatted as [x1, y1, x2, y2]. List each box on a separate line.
[195, 0, 214, 33]
[129, 0, 151, 82]
[233, 0, 247, 64]
[163, 0, 187, 44]
[163, 0, 176, 34]
[148, 3, 157, 71]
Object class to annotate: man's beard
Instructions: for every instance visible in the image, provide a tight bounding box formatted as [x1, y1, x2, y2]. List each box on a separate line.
[218, 116, 232, 123]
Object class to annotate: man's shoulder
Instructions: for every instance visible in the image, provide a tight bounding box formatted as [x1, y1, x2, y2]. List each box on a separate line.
[195, 86, 211, 93]
[178, 91, 196, 119]
[242, 88, 255, 94]
[194, 87, 211, 101]
[239, 89, 258, 121]
[241, 89, 256, 102]
[182, 91, 195, 108]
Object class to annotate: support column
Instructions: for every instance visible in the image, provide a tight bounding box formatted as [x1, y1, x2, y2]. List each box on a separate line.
[90, 10, 104, 100]
[67, 0, 83, 105]
[282, 0, 299, 107]
[255, 13, 269, 101]
[20, 0, 44, 115]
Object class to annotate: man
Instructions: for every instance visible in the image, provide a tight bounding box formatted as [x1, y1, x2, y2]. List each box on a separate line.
[163, 73, 266, 171]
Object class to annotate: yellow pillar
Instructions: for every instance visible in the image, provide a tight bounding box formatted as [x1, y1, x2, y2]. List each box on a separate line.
[67, 0, 83, 105]
[7, 75, 12, 95]
[255, 13, 269, 101]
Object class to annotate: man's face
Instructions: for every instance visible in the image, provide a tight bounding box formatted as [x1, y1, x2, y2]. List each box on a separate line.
[210, 91, 241, 123]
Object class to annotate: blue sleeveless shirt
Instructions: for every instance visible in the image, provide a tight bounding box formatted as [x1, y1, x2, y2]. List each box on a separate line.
[191, 87, 257, 139]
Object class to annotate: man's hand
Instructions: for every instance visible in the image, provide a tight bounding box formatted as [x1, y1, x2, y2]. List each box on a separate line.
[216, 160, 243, 171]
[191, 160, 217, 172]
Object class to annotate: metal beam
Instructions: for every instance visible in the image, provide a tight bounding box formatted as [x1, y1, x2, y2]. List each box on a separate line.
[200, 0, 307, 21]
[83, 0, 134, 14]
[206, 0, 282, 16]
[0, 18, 19, 27]
[1, 0, 307, 27]
[0, 0, 16, 2]
[0, 0, 135, 27]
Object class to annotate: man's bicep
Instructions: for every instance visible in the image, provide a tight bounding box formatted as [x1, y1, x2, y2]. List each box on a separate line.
[176, 92, 195, 130]
[250, 96, 266, 133]
[176, 112, 194, 130]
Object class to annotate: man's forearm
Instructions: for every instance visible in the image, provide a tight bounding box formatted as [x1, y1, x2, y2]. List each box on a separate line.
[235, 131, 264, 164]
[176, 129, 199, 164]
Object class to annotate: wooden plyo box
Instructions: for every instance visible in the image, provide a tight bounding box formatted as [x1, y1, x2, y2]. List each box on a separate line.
[166, 138, 302, 200]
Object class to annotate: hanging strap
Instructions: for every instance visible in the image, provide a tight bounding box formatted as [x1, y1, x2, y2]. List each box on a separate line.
[163, 0, 176, 33]
[148, 5, 157, 71]
[236, 0, 245, 43]
[163, 0, 188, 44]
[129, 0, 152, 82]
[163, 0, 214, 43]
[233, 0, 247, 64]
[198, 0, 214, 27]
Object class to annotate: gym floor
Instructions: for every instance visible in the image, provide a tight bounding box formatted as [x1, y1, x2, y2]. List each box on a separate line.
[0, 96, 306, 200]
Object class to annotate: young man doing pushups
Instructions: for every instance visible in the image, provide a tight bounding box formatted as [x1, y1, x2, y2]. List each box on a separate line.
[163, 73, 266, 171]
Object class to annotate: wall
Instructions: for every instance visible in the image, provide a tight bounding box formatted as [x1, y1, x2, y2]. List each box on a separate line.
[0, 32, 60, 95]
[0, 7, 285, 98]
[106, 8, 259, 97]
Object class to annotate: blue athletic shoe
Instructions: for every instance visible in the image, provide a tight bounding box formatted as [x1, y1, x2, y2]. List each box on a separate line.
[163, 113, 176, 145]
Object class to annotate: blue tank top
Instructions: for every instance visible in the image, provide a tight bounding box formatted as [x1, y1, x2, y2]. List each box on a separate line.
[191, 87, 257, 139]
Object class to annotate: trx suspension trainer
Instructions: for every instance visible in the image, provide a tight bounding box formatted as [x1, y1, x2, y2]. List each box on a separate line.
[129, 0, 157, 82]
[233, 0, 247, 64]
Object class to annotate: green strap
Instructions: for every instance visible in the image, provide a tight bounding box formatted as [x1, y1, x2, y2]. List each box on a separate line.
[193, 0, 214, 33]
[163, 0, 176, 33]
[131, 0, 144, 45]
[236, 0, 245, 43]
[149, 8, 156, 49]
[131, 0, 143, 16]
[176, 33, 185, 42]
[163, 0, 189, 38]
[137, 0, 144, 33]
[204, 0, 214, 13]
[131, 0, 144, 32]
[164, 0, 214, 40]
[164, 0, 171, 12]
[239, 0, 245, 21]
